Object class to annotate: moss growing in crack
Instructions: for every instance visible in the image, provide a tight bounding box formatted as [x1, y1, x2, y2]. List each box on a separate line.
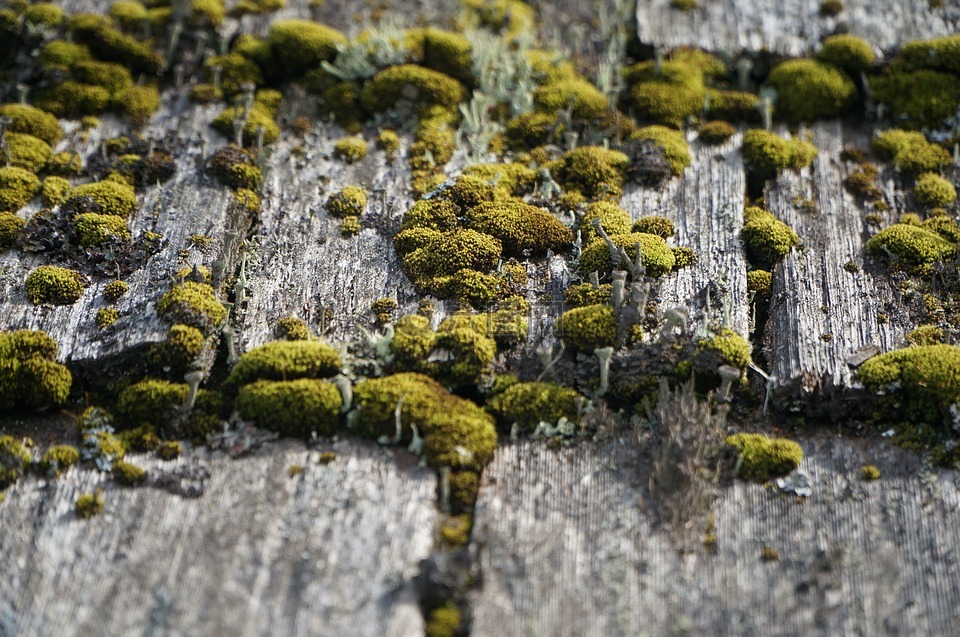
[742, 130, 818, 179]
[326, 186, 366, 217]
[224, 340, 341, 394]
[95, 307, 120, 330]
[68, 180, 137, 218]
[41, 445, 79, 476]
[103, 280, 129, 303]
[726, 433, 802, 481]
[872, 129, 950, 176]
[360, 64, 466, 115]
[532, 78, 608, 120]
[0, 436, 31, 489]
[236, 379, 342, 437]
[333, 136, 368, 163]
[267, 19, 347, 79]
[75, 490, 105, 518]
[858, 344, 960, 427]
[865, 223, 955, 273]
[556, 303, 617, 350]
[747, 269, 773, 300]
[74, 213, 130, 247]
[149, 324, 205, 374]
[765, 59, 856, 122]
[578, 201, 631, 244]
[741, 206, 799, 268]
[25, 266, 86, 306]
[113, 460, 146, 485]
[914, 173, 956, 208]
[698, 120, 735, 145]
[424, 601, 462, 637]
[0, 213, 24, 249]
[156, 282, 226, 335]
[1, 133, 51, 173]
[699, 328, 752, 368]
[275, 317, 311, 341]
[632, 216, 676, 238]
[0, 104, 61, 146]
[0, 330, 72, 412]
[464, 200, 572, 257]
[0, 167, 41, 212]
[486, 382, 584, 432]
[340, 216, 361, 236]
[579, 232, 676, 278]
[116, 379, 189, 429]
[548, 146, 630, 200]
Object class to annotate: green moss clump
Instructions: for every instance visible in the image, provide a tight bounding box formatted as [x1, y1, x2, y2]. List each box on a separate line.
[117, 379, 189, 428]
[865, 223, 955, 273]
[400, 199, 460, 233]
[705, 90, 761, 124]
[326, 186, 366, 217]
[906, 324, 943, 346]
[41, 445, 79, 476]
[109, 1, 148, 29]
[149, 324, 205, 373]
[0, 330, 72, 411]
[1, 133, 52, 173]
[393, 227, 443, 257]
[34, 81, 112, 118]
[464, 200, 572, 257]
[236, 379, 341, 437]
[156, 282, 227, 335]
[861, 464, 881, 480]
[463, 0, 534, 37]
[114, 85, 161, 128]
[205, 53, 264, 96]
[504, 111, 560, 150]
[486, 382, 584, 432]
[377, 129, 401, 154]
[103, 280, 129, 303]
[209, 145, 262, 191]
[462, 163, 538, 197]
[268, 19, 346, 79]
[0, 212, 24, 249]
[46, 152, 83, 176]
[871, 69, 960, 131]
[224, 340, 342, 393]
[389, 313, 498, 385]
[406, 27, 474, 87]
[820, 0, 843, 16]
[333, 137, 368, 163]
[339, 216, 361, 236]
[725, 433, 802, 481]
[41, 176, 71, 207]
[742, 130, 818, 179]
[578, 201, 631, 244]
[741, 206, 799, 268]
[564, 283, 611, 308]
[95, 307, 119, 330]
[68, 15, 162, 75]
[556, 303, 617, 350]
[113, 460, 146, 485]
[579, 232, 676, 278]
[872, 129, 950, 176]
[189, 0, 225, 28]
[402, 229, 502, 284]
[746, 269, 773, 299]
[924, 216, 960, 243]
[765, 59, 856, 122]
[630, 125, 692, 175]
[360, 64, 466, 115]
[816, 35, 876, 71]
[72, 60, 133, 93]
[25, 266, 86, 305]
[0, 166, 41, 212]
[914, 173, 956, 208]
[624, 60, 706, 128]
[74, 213, 130, 247]
[698, 120, 736, 145]
[211, 104, 280, 147]
[68, 180, 138, 218]
[0, 435, 32, 489]
[275, 316, 311, 341]
[857, 344, 960, 425]
[23, 3, 63, 27]
[632, 216, 676, 238]
[424, 602, 462, 637]
[37, 41, 93, 71]
[898, 34, 960, 74]
[75, 490, 105, 518]
[549, 146, 630, 200]
[699, 328, 752, 368]
[533, 78, 608, 120]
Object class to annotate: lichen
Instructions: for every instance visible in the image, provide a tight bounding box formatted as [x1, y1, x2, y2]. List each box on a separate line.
[555, 303, 617, 350]
[486, 382, 584, 432]
[236, 378, 342, 437]
[224, 340, 342, 394]
[725, 433, 803, 481]
[764, 59, 856, 122]
[156, 282, 227, 335]
[25, 266, 86, 306]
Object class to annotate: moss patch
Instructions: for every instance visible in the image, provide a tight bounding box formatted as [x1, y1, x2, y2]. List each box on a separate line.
[25, 266, 86, 305]
[765, 59, 856, 122]
[237, 378, 342, 437]
[486, 382, 584, 432]
[742, 130, 817, 179]
[741, 206, 799, 268]
[156, 282, 226, 335]
[725, 433, 803, 481]
[555, 303, 617, 350]
[225, 340, 341, 394]
[579, 232, 676, 278]
[0, 330, 72, 412]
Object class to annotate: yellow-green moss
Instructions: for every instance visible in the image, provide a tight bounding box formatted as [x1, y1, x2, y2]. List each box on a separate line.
[0, 330, 72, 412]
[268, 19, 347, 79]
[114, 84, 161, 128]
[209, 145, 262, 190]
[41, 176, 71, 207]
[68, 180, 138, 218]
[400, 199, 460, 233]
[462, 163, 538, 197]
[109, 1, 148, 29]
[699, 328, 751, 368]
[37, 41, 93, 71]
[742, 129, 818, 179]
[149, 324, 205, 373]
[504, 111, 560, 150]
[275, 316, 311, 341]
[0, 435, 32, 488]
[0, 166, 41, 211]
[0, 212, 23, 249]
[113, 460, 146, 485]
[25, 266, 86, 305]
[765, 59, 856, 122]
[189, 0, 225, 28]
[630, 125, 692, 175]
[533, 78, 608, 120]
[624, 59, 707, 128]
[857, 344, 960, 424]
[865, 223, 955, 273]
[725, 433, 802, 481]
[75, 490, 104, 518]
[333, 136, 368, 163]
[205, 53, 264, 96]
[402, 229, 502, 284]
[424, 601, 462, 637]
[377, 129, 401, 154]
[556, 303, 617, 350]
[549, 146, 630, 200]
[914, 173, 956, 208]
[746, 269, 773, 299]
[326, 186, 366, 217]
[698, 120, 736, 145]
[41, 445, 79, 476]
[67, 15, 162, 75]
[72, 60, 133, 93]
[47, 151, 83, 176]
[360, 64, 466, 114]
[816, 35, 876, 72]
[705, 89, 761, 124]
[820, 0, 843, 16]
[872, 129, 950, 176]
[464, 200, 572, 257]
[632, 216, 676, 238]
[23, 3, 63, 27]
[156, 282, 226, 335]
[578, 232, 676, 277]
[1, 133, 51, 173]
[906, 324, 943, 346]
[486, 382, 584, 432]
[463, 0, 534, 37]
[741, 206, 799, 268]
[577, 201, 631, 243]
[861, 464, 881, 480]
[236, 378, 342, 437]
[871, 69, 960, 131]
[406, 27, 474, 87]
[95, 307, 120, 330]
[116, 379, 189, 428]
[898, 34, 960, 74]
[564, 283, 611, 309]
[211, 104, 280, 146]
[74, 213, 130, 247]
[224, 340, 342, 393]
[103, 280, 129, 303]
